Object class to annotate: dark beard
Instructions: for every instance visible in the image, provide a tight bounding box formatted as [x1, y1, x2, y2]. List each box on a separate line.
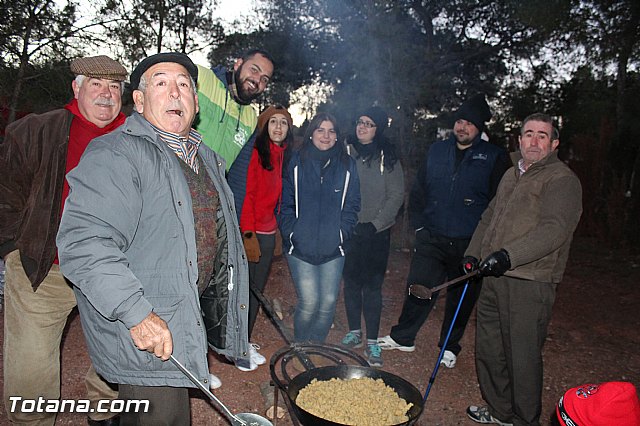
[233, 67, 259, 103]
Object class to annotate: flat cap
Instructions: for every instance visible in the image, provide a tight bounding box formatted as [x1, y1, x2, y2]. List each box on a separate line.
[130, 52, 198, 91]
[70, 55, 128, 81]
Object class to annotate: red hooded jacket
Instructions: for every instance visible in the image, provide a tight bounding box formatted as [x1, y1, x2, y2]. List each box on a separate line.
[240, 140, 286, 233]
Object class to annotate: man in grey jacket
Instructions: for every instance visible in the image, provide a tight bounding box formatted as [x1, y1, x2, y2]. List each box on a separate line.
[57, 52, 250, 425]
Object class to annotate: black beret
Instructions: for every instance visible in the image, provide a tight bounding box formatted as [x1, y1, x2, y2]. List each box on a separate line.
[130, 52, 198, 91]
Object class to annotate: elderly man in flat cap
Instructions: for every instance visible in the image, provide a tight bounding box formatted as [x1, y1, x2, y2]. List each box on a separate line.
[57, 52, 250, 425]
[0, 55, 126, 425]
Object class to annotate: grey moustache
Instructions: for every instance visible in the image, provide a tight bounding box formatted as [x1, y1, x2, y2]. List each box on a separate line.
[94, 99, 116, 106]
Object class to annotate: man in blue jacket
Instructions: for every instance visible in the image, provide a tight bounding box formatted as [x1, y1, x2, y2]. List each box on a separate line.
[378, 94, 510, 368]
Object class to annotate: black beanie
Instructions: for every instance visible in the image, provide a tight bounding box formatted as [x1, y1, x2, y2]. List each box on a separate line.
[455, 94, 492, 132]
[361, 106, 389, 136]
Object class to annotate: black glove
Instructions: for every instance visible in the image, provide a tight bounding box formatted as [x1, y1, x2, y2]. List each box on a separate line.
[478, 249, 511, 277]
[461, 256, 479, 274]
[355, 222, 377, 238]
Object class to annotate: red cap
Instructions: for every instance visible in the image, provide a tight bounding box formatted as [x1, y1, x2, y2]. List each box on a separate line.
[556, 382, 640, 426]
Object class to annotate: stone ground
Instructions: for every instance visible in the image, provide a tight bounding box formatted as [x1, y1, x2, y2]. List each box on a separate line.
[0, 236, 638, 425]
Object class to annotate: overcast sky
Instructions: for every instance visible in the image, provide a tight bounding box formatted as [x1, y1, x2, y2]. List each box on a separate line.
[69, 0, 306, 124]
[68, 0, 258, 64]
[193, 0, 257, 63]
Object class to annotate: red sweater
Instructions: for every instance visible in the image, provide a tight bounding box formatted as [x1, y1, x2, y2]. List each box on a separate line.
[61, 100, 125, 210]
[54, 99, 125, 263]
[240, 141, 286, 233]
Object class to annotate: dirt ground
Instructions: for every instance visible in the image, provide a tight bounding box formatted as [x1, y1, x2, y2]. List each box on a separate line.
[0, 236, 638, 425]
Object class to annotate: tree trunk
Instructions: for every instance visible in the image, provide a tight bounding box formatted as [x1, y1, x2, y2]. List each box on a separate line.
[157, 0, 165, 53]
[180, 0, 188, 52]
[616, 5, 640, 243]
[8, 7, 34, 125]
[628, 149, 640, 244]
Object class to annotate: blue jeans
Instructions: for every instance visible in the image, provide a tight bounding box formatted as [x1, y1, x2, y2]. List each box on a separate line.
[285, 254, 345, 343]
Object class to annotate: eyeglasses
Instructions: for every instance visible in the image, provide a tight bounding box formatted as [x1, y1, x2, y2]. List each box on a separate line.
[356, 119, 376, 128]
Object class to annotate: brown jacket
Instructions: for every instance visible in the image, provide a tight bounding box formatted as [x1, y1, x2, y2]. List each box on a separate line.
[0, 109, 73, 289]
[466, 150, 582, 283]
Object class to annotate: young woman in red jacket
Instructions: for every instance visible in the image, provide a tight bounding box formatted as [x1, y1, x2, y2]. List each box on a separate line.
[238, 105, 293, 371]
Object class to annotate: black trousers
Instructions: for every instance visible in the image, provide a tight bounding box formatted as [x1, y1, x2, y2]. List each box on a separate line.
[247, 233, 276, 339]
[342, 229, 391, 340]
[389, 229, 481, 354]
[119, 384, 190, 426]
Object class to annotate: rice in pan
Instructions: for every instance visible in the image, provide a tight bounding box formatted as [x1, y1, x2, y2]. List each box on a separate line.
[296, 377, 413, 425]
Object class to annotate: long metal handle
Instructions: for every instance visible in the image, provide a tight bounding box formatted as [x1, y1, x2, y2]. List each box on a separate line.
[408, 270, 479, 299]
[169, 355, 245, 426]
[250, 285, 316, 370]
[250, 285, 293, 345]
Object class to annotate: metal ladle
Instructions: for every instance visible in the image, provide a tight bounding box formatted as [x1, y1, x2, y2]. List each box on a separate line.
[170, 355, 273, 426]
[408, 270, 479, 300]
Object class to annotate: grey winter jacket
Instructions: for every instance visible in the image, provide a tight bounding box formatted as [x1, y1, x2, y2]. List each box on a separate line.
[56, 112, 249, 387]
[346, 143, 404, 232]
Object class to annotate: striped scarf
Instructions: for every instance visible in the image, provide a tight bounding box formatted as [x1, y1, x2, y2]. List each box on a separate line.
[152, 125, 203, 173]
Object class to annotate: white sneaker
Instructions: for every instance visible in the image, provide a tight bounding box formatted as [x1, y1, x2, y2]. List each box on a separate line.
[234, 357, 258, 372]
[249, 343, 266, 365]
[377, 335, 415, 352]
[227, 354, 258, 372]
[208, 373, 222, 389]
[440, 350, 457, 368]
